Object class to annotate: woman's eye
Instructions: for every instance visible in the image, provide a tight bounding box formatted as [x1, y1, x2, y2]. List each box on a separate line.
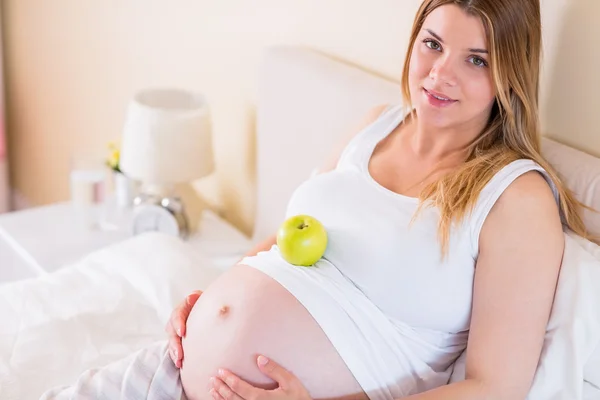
[424, 39, 441, 51]
[469, 56, 488, 68]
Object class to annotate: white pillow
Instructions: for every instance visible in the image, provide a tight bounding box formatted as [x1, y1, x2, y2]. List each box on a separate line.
[449, 231, 600, 399]
[569, 234, 600, 389]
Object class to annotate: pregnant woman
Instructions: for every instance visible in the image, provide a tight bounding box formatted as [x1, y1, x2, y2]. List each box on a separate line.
[169, 1, 590, 399]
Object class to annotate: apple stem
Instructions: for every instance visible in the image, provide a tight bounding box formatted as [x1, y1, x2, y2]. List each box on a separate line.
[298, 223, 308, 229]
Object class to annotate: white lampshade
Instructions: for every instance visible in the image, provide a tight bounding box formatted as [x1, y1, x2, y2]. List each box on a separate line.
[120, 88, 214, 194]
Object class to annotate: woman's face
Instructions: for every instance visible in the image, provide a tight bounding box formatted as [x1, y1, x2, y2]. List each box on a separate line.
[408, 4, 496, 130]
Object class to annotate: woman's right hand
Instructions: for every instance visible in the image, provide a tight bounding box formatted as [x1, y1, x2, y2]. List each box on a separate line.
[166, 290, 203, 368]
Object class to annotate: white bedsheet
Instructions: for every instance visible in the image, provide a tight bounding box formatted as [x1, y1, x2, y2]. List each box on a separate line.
[0, 232, 223, 400]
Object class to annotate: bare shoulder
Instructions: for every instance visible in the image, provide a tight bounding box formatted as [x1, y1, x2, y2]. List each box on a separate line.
[495, 170, 559, 213]
[318, 103, 390, 173]
[481, 170, 563, 251]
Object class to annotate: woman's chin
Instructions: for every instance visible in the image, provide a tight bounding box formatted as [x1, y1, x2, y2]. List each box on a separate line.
[415, 106, 458, 128]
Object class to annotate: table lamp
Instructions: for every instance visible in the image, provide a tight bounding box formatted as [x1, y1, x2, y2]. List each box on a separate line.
[119, 88, 214, 238]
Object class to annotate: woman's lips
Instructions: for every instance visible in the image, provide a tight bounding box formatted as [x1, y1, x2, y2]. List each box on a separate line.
[423, 88, 458, 108]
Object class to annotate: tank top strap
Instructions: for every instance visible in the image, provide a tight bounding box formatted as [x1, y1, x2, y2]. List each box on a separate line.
[336, 103, 408, 172]
[469, 159, 560, 258]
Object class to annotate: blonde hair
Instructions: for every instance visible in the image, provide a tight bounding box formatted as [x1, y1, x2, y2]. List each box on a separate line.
[401, 0, 591, 254]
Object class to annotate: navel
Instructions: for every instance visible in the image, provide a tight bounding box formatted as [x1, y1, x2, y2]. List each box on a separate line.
[218, 305, 230, 317]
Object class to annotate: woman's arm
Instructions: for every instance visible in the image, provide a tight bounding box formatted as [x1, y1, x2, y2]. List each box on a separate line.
[404, 171, 564, 400]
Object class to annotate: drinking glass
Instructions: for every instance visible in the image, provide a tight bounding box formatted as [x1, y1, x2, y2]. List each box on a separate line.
[69, 152, 108, 230]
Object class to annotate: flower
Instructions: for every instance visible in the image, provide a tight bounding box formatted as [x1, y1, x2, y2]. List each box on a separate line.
[106, 141, 121, 173]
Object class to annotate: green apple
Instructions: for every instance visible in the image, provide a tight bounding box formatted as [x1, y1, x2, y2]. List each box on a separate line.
[277, 214, 328, 266]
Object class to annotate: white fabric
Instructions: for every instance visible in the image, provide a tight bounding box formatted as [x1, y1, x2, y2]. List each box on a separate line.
[0, 232, 223, 400]
[568, 235, 600, 391]
[40, 341, 185, 400]
[450, 231, 600, 399]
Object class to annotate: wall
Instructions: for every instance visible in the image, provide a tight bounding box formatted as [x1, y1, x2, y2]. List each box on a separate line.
[2, 0, 599, 235]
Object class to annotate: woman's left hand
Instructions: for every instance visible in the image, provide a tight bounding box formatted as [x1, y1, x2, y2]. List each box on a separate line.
[209, 355, 312, 400]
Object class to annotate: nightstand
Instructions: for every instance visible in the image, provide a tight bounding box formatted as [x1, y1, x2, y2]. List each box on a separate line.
[0, 202, 254, 285]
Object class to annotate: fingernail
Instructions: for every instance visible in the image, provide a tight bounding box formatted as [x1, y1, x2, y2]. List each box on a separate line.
[257, 355, 269, 366]
[176, 328, 182, 336]
[218, 368, 225, 377]
[210, 377, 216, 385]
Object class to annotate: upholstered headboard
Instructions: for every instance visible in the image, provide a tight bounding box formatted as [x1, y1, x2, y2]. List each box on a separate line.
[253, 45, 600, 242]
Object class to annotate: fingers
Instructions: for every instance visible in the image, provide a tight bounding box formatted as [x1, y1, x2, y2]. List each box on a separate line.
[169, 338, 183, 368]
[209, 388, 226, 400]
[217, 369, 264, 400]
[187, 290, 203, 306]
[165, 319, 183, 368]
[212, 363, 310, 400]
[166, 301, 186, 339]
[211, 376, 247, 400]
[166, 290, 203, 368]
[178, 290, 203, 338]
[256, 356, 295, 391]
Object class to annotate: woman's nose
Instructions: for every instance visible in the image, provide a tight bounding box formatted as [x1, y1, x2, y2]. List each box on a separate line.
[429, 56, 457, 87]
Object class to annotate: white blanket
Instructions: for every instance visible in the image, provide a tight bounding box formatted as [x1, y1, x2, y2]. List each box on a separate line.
[39, 340, 185, 400]
[0, 231, 599, 399]
[0, 232, 222, 400]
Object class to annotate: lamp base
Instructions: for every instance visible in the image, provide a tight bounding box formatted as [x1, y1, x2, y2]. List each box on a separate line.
[173, 182, 207, 234]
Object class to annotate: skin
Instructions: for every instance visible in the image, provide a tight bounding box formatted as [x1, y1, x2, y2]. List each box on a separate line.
[168, 4, 564, 400]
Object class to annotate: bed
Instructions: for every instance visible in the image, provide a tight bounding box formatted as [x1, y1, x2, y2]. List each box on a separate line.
[1, 45, 600, 399]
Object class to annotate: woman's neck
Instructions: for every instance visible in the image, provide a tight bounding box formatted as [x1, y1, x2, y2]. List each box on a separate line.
[406, 114, 488, 162]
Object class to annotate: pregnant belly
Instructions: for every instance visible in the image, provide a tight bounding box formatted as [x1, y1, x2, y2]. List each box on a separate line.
[180, 264, 367, 400]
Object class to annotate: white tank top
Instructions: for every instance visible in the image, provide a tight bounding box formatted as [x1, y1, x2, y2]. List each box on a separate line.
[241, 103, 560, 397]
[285, 103, 559, 334]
